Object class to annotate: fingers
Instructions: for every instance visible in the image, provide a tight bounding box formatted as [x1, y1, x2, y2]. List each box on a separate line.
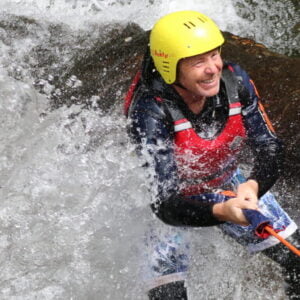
[213, 200, 250, 226]
[236, 180, 259, 208]
[237, 191, 258, 204]
[227, 197, 258, 210]
[228, 205, 249, 226]
[238, 197, 258, 210]
[213, 192, 259, 225]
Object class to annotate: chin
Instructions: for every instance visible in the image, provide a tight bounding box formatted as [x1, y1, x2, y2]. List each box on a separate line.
[199, 87, 220, 98]
[196, 81, 220, 98]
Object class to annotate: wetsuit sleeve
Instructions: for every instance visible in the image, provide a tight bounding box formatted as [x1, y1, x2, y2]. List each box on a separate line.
[232, 64, 285, 197]
[128, 95, 225, 227]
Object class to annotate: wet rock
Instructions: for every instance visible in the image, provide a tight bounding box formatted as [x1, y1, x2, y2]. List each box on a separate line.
[46, 23, 148, 111]
[66, 23, 148, 111]
[221, 32, 300, 178]
[46, 24, 299, 178]
[71, 25, 297, 178]
[5, 17, 297, 178]
[69, 25, 297, 178]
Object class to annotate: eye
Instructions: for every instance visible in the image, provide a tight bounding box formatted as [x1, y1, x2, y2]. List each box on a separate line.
[211, 51, 220, 59]
[192, 60, 204, 67]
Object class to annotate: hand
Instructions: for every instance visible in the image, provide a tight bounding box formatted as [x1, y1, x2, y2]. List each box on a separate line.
[236, 179, 259, 206]
[213, 180, 259, 226]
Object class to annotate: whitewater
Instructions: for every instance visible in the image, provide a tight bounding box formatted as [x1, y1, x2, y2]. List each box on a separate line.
[0, 0, 298, 299]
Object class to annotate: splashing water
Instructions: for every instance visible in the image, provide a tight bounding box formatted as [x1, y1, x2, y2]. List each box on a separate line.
[1, 0, 299, 55]
[0, 0, 298, 299]
[0, 72, 151, 299]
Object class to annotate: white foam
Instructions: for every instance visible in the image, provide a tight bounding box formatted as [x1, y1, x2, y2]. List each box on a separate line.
[1, 0, 297, 54]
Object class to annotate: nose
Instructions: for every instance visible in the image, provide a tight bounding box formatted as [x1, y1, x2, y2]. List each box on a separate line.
[204, 58, 219, 74]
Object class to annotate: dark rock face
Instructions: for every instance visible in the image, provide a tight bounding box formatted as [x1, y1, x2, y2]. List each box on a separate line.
[52, 24, 299, 178]
[221, 32, 300, 178]
[34, 22, 148, 111]
[56, 23, 148, 111]
[3, 16, 297, 179]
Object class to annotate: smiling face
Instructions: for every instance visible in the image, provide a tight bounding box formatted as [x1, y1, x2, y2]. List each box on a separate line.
[176, 48, 223, 99]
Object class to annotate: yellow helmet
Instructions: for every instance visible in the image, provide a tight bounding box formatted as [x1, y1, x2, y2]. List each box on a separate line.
[150, 10, 225, 84]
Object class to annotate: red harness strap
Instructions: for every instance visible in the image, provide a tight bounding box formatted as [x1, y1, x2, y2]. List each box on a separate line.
[174, 109, 246, 195]
[124, 71, 141, 116]
[171, 67, 247, 195]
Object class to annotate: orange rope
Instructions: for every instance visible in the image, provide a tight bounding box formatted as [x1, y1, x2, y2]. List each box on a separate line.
[265, 226, 300, 257]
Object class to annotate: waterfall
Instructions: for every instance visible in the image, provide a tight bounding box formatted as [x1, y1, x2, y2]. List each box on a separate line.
[0, 0, 298, 299]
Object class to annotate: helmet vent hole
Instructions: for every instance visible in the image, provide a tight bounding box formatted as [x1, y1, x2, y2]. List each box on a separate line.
[183, 21, 197, 29]
[197, 17, 206, 23]
[162, 61, 170, 72]
[183, 23, 191, 29]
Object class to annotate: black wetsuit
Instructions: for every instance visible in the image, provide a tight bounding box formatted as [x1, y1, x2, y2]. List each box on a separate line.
[127, 54, 284, 227]
[126, 53, 299, 299]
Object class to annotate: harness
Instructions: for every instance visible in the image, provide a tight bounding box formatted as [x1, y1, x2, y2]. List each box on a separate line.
[165, 68, 246, 195]
[125, 65, 247, 196]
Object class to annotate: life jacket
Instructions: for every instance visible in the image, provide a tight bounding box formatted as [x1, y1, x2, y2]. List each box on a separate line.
[168, 68, 246, 195]
[125, 65, 247, 196]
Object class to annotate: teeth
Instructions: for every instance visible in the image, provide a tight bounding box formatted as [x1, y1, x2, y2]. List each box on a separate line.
[202, 79, 214, 83]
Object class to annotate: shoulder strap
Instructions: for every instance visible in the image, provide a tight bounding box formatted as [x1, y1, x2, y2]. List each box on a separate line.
[222, 66, 243, 116]
[163, 99, 186, 121]
[221, 67, 240, 105]
[162, 99, 193, 132]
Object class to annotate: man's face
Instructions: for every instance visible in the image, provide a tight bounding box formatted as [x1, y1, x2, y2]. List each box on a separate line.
[176, 49, 223, 98]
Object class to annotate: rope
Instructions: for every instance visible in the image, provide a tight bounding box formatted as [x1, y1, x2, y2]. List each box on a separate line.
[265, 226, 300, 257]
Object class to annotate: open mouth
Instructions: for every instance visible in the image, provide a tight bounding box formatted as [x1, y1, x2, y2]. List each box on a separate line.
[199, 77, 219, 87]
[202, 79, 215, 84]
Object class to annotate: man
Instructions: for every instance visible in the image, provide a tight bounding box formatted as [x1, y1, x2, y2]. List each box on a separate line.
[125, 10, 299, 299]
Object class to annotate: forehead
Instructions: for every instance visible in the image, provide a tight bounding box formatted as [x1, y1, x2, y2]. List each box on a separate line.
[181, 48, 219, 64]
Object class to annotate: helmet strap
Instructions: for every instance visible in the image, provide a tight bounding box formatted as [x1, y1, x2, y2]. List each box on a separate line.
[173, 81, 187, 90]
